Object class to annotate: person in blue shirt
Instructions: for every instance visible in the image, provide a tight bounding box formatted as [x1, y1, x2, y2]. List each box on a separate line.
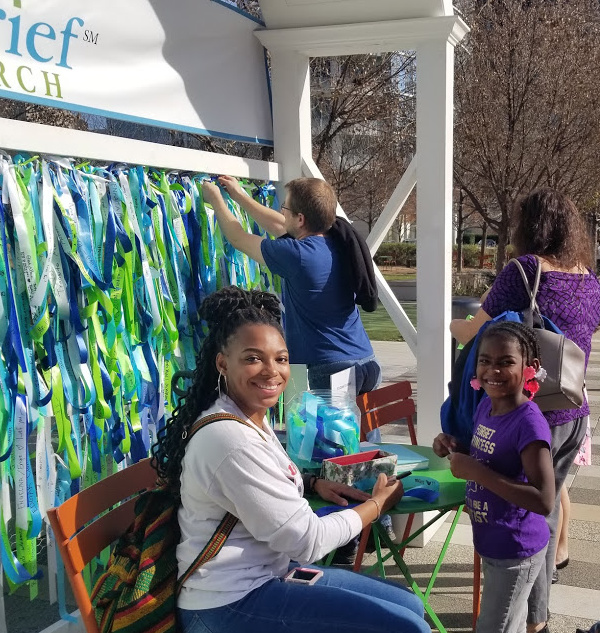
[202, 176, 381, 395]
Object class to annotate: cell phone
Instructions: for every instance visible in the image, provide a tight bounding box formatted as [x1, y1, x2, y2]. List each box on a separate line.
[283, 567, 324, 585]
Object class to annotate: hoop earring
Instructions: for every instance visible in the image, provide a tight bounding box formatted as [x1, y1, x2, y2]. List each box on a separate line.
[217, 372, 227, 398]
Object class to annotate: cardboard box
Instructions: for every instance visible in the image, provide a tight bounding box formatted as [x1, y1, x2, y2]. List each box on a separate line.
[360, 443, 429, 472]
[321, 450, 397, 491]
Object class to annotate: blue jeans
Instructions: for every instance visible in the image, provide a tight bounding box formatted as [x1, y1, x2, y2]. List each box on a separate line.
[307, 354, 382, 396]
[178, 565, 429, 633]
[307, 355, 383, 442]
[478, 547, 547, 633]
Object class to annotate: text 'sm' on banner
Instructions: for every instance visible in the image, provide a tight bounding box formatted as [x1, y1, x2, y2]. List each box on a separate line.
[0, 0, 274, 145]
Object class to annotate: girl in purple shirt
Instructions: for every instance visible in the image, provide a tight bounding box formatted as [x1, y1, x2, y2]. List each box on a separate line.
[435, 322, 554, 633]
[449, 189, 600, 633]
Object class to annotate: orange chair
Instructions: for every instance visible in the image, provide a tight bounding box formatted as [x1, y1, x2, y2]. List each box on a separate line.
[473, 552, 482, 630]
[46, 458, 157, 633]
[353, 381, 417, 570]
[357, 380, 417, 444]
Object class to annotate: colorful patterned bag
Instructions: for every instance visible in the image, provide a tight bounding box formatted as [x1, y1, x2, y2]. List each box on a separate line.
[91, 413, 253, 633]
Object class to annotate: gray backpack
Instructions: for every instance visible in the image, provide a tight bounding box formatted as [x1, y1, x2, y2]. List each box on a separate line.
[510, 257, 586, 411]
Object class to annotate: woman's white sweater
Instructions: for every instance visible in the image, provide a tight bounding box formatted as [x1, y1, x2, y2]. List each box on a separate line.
[177, 395, 362, 610]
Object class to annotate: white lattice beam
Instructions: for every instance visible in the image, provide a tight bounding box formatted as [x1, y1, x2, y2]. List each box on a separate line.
[255, 16, 468, 56]
[0, 118, 280, 181]
[366, 156, 417, 255]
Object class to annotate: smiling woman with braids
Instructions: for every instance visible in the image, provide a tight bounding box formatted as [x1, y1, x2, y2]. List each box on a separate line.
[151, 286, 430, 633]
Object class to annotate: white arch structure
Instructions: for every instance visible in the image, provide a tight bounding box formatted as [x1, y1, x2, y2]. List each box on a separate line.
[257, 1, 469, 444]
[1, 1, 468, 445]
[0, 9, 469, 623]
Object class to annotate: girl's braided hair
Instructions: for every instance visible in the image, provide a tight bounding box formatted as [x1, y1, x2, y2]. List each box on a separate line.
[477, 321, 541, 367]
[151, 285, 283, 494]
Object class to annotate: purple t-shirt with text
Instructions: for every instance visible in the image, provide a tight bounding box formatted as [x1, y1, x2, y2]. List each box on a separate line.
[482, 254, 600, 426]
[466, 399, 551, 560]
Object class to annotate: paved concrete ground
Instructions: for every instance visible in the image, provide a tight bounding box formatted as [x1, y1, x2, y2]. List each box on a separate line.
[369, 336, 600, 632]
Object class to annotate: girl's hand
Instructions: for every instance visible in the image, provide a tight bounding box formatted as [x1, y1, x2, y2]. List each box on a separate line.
[448, 452, 480, 480]
[433, 433, 458, 457]
[372, 473, 404, 513]
[218, 175, 244, 200]
[313, 479, 370, 506]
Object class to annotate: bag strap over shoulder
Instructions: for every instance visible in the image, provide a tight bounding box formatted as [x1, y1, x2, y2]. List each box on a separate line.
[176, 411, 267, 594]
[184, 411, 256, 442]
[508, 256, 542, 325]
[176, 511, 239, 593]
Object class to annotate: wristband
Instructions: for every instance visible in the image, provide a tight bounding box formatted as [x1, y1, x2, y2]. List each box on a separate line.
[310, 475, 322, 494]
[302, 473, 318, 495]
[365, 497, 381, 522]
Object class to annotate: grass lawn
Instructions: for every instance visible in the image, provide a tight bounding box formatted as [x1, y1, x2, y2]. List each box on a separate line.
[359, 301, 417, 342]
[381, 272, 416, 282]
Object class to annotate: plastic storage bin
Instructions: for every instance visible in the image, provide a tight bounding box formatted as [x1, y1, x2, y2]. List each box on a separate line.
[286, 390, 361, 471]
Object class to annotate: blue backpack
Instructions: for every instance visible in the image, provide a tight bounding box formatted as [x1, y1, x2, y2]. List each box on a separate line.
[439, 309, 562, 447]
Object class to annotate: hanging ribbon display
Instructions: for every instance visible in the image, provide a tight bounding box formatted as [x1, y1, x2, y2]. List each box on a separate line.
[0, 152, 280, 589]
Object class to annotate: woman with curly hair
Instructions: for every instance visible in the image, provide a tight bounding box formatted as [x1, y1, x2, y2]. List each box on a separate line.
[449, 189, 600, 633]
[151, 285, 430, 633]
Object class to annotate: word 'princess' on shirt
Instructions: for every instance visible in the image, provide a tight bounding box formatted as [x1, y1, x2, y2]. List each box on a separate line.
[466, 399, 551, 560]
[261, 235, 373, 366]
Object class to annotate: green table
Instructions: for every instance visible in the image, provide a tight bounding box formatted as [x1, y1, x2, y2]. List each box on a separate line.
[311, 445, 466, 633]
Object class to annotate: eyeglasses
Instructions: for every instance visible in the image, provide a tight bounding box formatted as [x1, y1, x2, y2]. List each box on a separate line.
[280, 204, 292, 213]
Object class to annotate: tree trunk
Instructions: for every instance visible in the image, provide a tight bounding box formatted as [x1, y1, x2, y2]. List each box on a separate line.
[479, 223, 488, 268]
[496, 230, 509, 274]
[456, 189, 465, 273]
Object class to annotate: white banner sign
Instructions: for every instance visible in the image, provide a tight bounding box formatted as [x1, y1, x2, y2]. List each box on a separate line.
[0, 0, 273, 145]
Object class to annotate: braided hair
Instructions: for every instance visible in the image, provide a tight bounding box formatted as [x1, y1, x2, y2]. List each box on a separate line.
[151, 286, 284, 494]
[477, 321, 541, 367]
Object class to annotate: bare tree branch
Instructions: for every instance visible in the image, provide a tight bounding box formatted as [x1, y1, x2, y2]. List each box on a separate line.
[455, 0, 600, 270]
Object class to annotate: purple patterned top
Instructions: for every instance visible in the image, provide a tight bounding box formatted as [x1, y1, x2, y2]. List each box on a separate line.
[482, 254, 600, 426]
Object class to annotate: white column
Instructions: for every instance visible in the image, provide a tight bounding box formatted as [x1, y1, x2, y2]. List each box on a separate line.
[415, 39, 455, 445]
[269, 52, 312, 402]
[269, 50, 312, 184]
